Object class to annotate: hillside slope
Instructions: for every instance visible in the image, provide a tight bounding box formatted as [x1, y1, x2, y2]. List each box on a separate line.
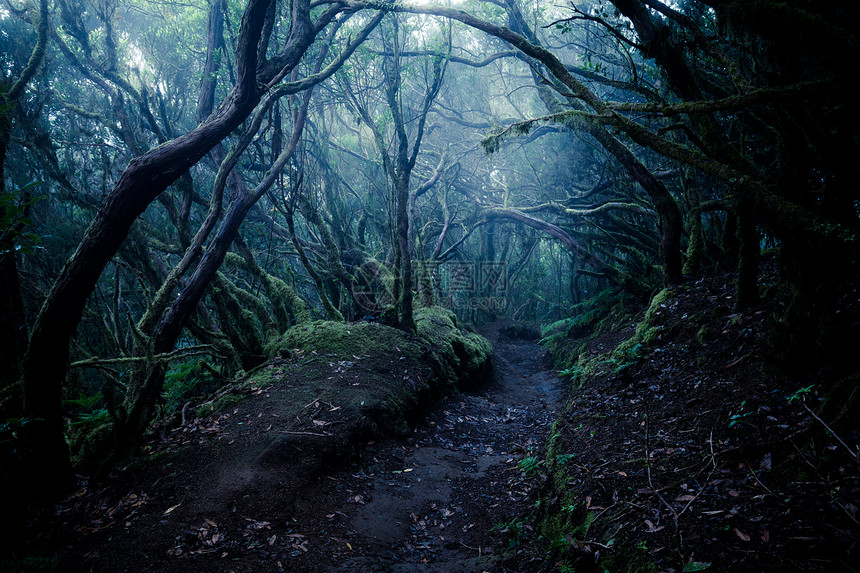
[529, 273, 858, 572]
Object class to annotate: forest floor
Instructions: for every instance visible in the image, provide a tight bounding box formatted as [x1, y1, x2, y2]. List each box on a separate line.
[33, 320, 564, 573]
[11, 270, 859, 573]
[517, 269, 859, 573]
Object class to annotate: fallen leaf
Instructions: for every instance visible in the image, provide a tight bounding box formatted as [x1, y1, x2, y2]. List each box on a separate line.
[163, 503, 181, 515]
[268, 534, 277, 546]
[728, 489, 739, 497]
[734, 528, 750, 541]
[761, 529, 770, 542]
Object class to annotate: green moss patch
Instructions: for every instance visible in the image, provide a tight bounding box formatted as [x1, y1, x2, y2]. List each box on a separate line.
[176, 307, 492, 477]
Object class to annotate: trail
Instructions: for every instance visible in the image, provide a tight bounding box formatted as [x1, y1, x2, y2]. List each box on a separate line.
[52, 322, 564, 573]
[305, 321, 565, 572]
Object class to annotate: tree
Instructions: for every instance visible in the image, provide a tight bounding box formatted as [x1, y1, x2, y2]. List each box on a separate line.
[0, 0, 48, 391]
[18, 0, 362, 496]
[341, 14, 448, 331]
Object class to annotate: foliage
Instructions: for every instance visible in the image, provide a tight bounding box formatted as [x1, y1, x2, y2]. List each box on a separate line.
[162, 360, 219, 415]
[540, 288, 630, 365]
[727, 400, 751, 428]
[517, 455, 541, 476]
[0, 416, 38, 462]
[489, 518, 525, 552]
[0, 181, 44, 256]
[64, 392, 109, 428]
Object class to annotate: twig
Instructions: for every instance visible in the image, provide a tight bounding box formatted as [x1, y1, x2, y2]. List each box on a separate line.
[279, 430, 332, 437]
[801, 399, 859, 461]
[744, 462, 774, 496]
[296, 395, 323, 422]
[834, 499, 860, 527]
[198, 385, 235, 408]
[459, 541, 481, 557]
[678, 429, 719, 517]
[298, 395, 323, 413]
[644, 400, 685, 565]
[69, 345, 225, 369]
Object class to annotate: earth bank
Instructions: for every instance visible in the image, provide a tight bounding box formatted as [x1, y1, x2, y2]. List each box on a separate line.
[22, 308, 563, 572]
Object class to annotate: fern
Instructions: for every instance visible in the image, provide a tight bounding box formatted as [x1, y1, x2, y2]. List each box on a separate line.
[540, 288, 630, 369]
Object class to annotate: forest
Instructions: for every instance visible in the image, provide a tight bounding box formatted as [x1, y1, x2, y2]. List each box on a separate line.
[1, 0, 857, 571]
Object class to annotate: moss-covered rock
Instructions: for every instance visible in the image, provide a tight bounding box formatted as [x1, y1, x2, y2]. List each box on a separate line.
[415, 306, 493, 389]
[255, 306, 492, 443]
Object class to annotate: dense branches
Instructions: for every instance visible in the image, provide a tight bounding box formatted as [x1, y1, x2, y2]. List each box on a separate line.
[1, 0, 856, 498]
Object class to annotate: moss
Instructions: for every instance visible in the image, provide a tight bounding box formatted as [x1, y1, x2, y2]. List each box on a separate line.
[265, 307, 492, 389]
[211, 274, 265, 369]
[683, 207, 704, 277]
[67, 421, 114, 470]
[379, 304, 398, 326]
[415, 306, 493, 388]
[696, 324, 711, 345]
[258, 309, 491, 440]
[597, 548, 658, 573]
[605, 289, 673, 369]
[223, 251, 311, 331]
[265, 320, 423, 363]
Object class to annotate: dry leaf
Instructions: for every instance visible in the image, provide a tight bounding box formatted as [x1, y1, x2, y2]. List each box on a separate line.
[734, 528, 750, 541]
[163, 503, 181, 515]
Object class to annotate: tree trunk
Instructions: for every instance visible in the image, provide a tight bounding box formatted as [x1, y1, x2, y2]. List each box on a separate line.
[20, 0, 277, 495]
[396, 171, 415, 332]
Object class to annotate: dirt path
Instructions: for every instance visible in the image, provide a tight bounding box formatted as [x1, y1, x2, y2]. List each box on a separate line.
[50, 323, 563, 572]
[286, 323, 564, 572]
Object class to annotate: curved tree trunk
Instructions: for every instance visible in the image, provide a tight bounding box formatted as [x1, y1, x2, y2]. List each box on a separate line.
[102, 7, 386, 463]
[20, 0, 277, 496]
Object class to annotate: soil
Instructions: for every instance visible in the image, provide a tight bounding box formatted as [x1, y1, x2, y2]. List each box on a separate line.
[513, 271, 859, 573]
[40, 320, 564, 572]
[10, 271, 859, 573]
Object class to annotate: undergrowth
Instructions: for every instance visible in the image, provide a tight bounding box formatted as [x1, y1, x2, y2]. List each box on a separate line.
[540, 288, 632, 367]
